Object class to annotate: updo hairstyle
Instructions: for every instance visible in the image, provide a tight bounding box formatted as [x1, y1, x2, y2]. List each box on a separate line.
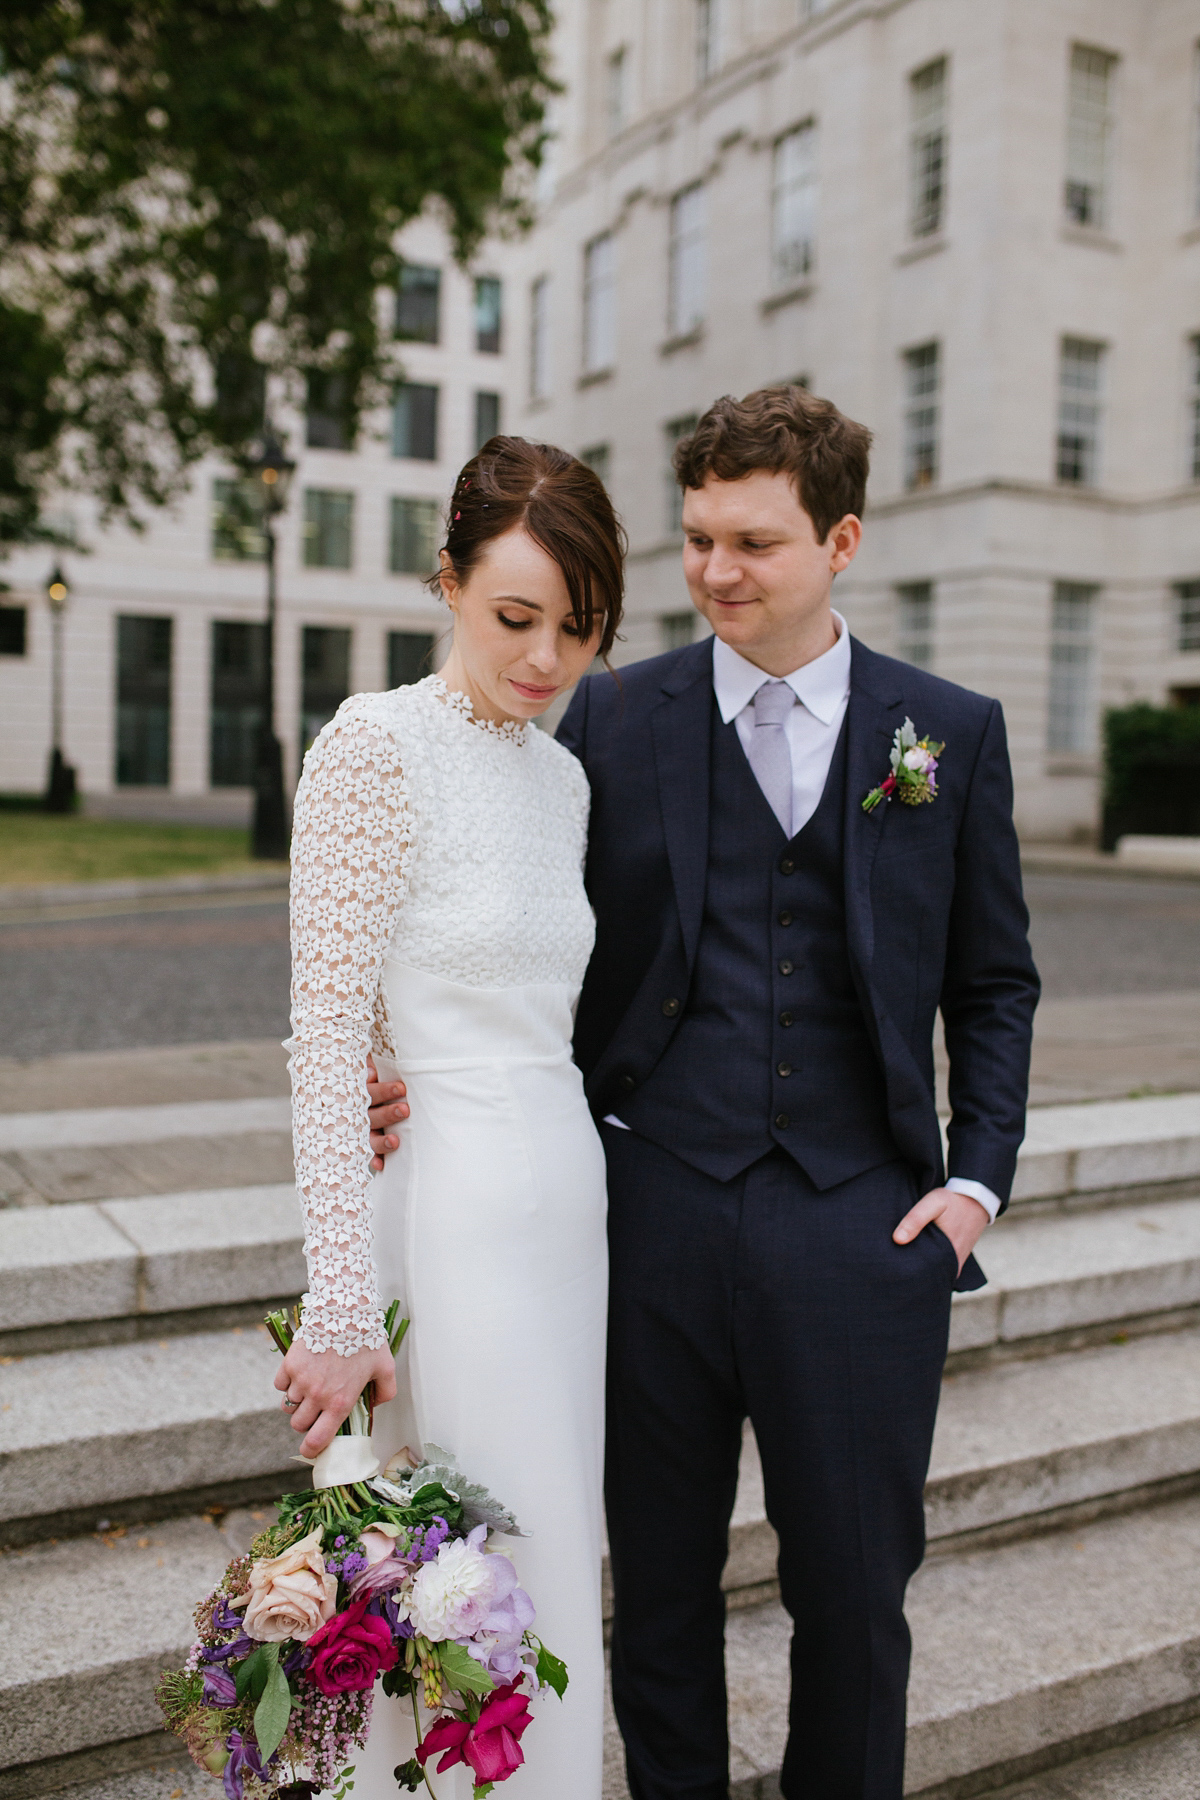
[428, 436, 626, 659]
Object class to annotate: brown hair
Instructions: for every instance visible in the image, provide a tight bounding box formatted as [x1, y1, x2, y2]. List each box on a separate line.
[672, 385, 872, 543]
[429, 436, 626, 658]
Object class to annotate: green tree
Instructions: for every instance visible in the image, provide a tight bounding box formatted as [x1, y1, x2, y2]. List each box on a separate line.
[0, 0, 553, 540]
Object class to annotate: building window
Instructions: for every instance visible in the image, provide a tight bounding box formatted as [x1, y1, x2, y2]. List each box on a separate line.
[896, 583, 935, 670]
[1048, 583, 1098, 754]
[303, 489, 354, 569]
[909, 58, 948, 239]
[389, 498, 441, 576]
[1193, 44, 1200, 220]
[581, 444, 611, 488]
[606, 47, 627, 138]
[903, 343, 940, 490]
[393, 383, 439, 460]
[668, 185, 707, 338]
[210, 621, 267, 788]
[1190, 336, 1200, 482]
[665, 414, 698, 533]
[211, 478, 267, 562]
[1065, 45, 1116, 229]
[661, 612, 697, 650]
[1178, 580, 1200, 652]
[0, 606, 28, 656]
[475, 277, 502, 354]
[116, 615, 172, 787]
[388, 630, 436, 689]
[530, 275, 551, 399]
[301, 626, 351, 760]
[396, 263, 441, 343]
[474, 390, 501, 451]
[583, 233, 616, 373]
[1056, 338, 1105, 485]
[305, 371, 353, 451]
[772, 122, 818, 287]
[695, 0, 718, 83]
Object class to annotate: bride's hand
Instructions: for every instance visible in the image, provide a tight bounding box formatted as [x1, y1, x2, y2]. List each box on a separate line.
[273, 1338, 398, 1459]
[367, 1052, 409, 1172]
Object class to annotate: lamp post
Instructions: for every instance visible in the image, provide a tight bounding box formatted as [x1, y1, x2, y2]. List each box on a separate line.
[244, 429, 295, 860]
[44, 564, 77, 814]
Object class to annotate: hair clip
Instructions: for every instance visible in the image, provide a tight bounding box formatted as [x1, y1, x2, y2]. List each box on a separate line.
[454, 510, 461, 519]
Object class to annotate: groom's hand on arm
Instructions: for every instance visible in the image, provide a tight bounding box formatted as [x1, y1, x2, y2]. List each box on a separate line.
[366, 1052, 408, 1171]
[894, 1187, 990, 1274]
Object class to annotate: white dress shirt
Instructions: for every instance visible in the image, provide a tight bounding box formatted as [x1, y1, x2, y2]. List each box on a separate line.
[608, 615, 1000, 1226]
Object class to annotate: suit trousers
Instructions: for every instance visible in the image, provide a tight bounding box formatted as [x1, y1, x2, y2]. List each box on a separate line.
[602, 1127, 957, 1800]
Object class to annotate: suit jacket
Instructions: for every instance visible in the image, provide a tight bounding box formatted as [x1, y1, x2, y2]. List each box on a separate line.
[557, 633, 1040, 1211]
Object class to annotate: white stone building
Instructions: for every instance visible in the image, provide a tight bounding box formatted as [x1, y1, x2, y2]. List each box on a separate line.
[0, 214, 515, 818]
[2, 0, 1199, 839]
[505, 0, 1200, 839]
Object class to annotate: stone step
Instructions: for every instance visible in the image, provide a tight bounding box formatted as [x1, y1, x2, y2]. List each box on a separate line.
[0, 1517, 231, 1798]
[950, 1189, 1200, 1358]
[0, 1330, 298, 1547]
[0, 1186, 304, 1353]
[712, 1493, 1200, 1799]
[18, 1500, 1200, 1800]
[4, 1084, 1200, 1210]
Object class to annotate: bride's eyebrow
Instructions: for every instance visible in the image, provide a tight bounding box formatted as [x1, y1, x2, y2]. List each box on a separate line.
[494, 595, 543, 611]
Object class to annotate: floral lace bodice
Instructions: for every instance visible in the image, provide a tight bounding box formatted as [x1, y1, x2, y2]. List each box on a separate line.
[286, 676, 594, 1353]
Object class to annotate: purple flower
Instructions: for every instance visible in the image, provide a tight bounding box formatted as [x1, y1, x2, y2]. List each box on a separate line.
[212, 1596, 249, 1636]
[202, 1634, 254, 1665]
[419, 1517, 450, 1562]
[222, 1729, 274, 1800]
[461, 1556, 537, 1682]
[201, 1665, 238, 1708]
[333, 1550, 368, 1583]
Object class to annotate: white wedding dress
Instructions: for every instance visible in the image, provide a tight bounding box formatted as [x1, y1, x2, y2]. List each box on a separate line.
[286, 675, 608, 1800]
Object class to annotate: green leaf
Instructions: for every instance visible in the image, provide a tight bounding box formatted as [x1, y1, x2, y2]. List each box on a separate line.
[233, 1644, 268, 1703]
[253, 1651, 293, 1763]
[533, 1639, 569, 1700]
[436, 1640, 496, 1699]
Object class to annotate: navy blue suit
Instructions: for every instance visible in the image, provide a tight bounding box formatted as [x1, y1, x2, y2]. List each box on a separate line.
[558, 635, 1038, 1800]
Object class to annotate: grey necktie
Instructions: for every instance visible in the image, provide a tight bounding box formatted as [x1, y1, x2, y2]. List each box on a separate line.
[746, 680, 795, 836]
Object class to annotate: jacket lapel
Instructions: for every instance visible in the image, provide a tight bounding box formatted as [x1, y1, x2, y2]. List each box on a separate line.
[843, 637, 905, 976]
[650, 640, 714, 970]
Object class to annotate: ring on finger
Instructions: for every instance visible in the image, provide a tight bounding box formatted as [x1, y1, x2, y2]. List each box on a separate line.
[282, 1396, 300, 1410]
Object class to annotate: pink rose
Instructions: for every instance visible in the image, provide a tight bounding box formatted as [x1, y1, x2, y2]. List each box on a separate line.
[360, 1528, 398, 1567]
[416, 1680, 533, 1785]
[304, 1598, 398, 1695]
[229, 1527, 337, 1643]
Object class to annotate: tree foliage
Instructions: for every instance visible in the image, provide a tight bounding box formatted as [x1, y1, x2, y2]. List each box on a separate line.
[0, 0, 554, 540]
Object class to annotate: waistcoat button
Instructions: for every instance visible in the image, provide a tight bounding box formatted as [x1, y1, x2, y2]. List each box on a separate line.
[778, 959, 795, 976]
[778, 910, 793, 927]
[779, 856, 795, 875]
[777, 1062, 793, 1078]
[618, 1073, 636, 1092]
[774, 1112, 790, 1130]
[779, 1010, 794, 1027]
[661, 997, 680, 1017]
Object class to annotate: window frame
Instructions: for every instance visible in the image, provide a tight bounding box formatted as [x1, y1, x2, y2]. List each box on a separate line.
[1047, 581, 1100, 756]
[908, 57, 948, 240]
[530, 274, 551, 400]
[1064, 43, 1117, 232]
[668, 184, 707, 339]
[896, 581, 935, 670]
[902, 342, 940, 491]
[582, 233, 617, 374]
[1056, 336, 1106, 487]
[392, 382, 440, 461]
[771, 120, 819, 288]
[302, 488, 355, 571]
[396, 262, 442, 344]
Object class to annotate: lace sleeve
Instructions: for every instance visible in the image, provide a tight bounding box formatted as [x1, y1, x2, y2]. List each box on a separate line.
[285, 702, 414, 1355]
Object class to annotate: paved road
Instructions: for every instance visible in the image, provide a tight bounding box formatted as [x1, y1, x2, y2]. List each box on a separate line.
[0, 871, 1198, 1059]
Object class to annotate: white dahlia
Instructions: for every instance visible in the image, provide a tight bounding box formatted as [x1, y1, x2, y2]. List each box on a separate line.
[406, 1533, 501, 1642]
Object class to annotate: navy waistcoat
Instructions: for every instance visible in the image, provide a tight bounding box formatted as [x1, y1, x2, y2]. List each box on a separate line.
[616, 693, 899, 1187]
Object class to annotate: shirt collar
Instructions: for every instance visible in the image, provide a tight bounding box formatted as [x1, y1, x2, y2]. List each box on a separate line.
[711, 611, 851, 727]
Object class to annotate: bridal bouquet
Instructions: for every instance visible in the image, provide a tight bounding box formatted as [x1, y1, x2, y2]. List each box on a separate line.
[156, 1301, 567, 1800]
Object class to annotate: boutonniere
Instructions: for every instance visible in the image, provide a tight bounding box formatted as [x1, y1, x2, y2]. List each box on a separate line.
[862, 718, 944, 813]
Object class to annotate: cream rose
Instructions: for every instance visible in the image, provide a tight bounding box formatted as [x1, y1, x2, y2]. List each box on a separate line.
[902, 745, 935, 773]
[229, 1527, 338, 1643]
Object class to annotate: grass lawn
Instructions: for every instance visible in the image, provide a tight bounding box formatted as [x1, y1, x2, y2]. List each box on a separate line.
[0, 811, 287, 888]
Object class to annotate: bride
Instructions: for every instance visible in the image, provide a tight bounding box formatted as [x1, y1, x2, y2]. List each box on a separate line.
[274, 436, 625, 1798]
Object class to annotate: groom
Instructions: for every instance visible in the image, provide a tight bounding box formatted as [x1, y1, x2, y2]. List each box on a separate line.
[377, 386, 1039, 1798]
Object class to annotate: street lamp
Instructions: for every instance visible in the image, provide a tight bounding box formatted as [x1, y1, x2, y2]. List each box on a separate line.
[44, 564, 77, 814]
[244, 428, 295, 860]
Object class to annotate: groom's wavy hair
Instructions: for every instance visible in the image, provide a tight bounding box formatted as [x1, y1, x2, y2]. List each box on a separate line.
[673, 385, 872, 544]
[428, 437, 626, 659]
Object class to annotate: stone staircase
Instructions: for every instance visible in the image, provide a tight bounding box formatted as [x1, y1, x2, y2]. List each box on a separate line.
[3, 1096, 1200, 1800]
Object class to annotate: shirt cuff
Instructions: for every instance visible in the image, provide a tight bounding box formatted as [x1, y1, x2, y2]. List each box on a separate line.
[945, 1176, 1001, 1224]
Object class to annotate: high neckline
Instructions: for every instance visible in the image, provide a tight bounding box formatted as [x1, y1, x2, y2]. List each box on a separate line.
[424, 674, 530, 745]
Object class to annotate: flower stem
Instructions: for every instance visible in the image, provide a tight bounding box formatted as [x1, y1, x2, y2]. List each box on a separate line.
[410, 1689, 439, 1800]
